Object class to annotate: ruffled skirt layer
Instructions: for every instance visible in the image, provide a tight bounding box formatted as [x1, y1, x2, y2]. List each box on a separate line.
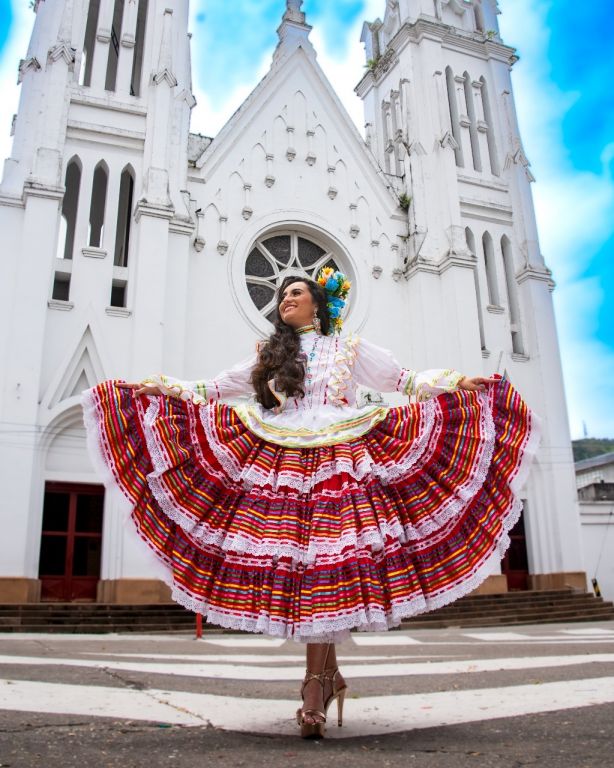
[81, 378, 540, 642]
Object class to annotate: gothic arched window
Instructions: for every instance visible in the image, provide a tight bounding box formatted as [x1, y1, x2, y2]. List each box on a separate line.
[244, 231, 343, 323]
[482, 231, 500, 307]
[114, 166, 134, 267]
[501, 235, 524, 354]
[58, 158, 82, 261]
[88, 162, 108, 248]
[466, 226, 486, 351]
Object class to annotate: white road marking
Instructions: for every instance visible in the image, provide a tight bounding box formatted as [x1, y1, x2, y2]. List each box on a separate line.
[1, 654, 613, 680]
[463, 632, 537, 641]
[562, 628, 614, 636]
[352, 634, 422, 646]
[78, 652, 445, 663]
[2, 676, 614, 737]
[201, 638, 286, 648]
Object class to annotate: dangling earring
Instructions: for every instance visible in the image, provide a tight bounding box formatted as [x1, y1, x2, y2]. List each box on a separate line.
[313, 308, 322, 335]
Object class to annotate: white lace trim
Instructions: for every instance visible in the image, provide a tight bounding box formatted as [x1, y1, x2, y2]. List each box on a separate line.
[169, 493, 523, 644]
[80, 387, 175, 581]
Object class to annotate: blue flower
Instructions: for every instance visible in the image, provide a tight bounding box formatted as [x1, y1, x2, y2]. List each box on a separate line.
[328, 305, 341, 318]
[329, 296, 345, 308]
[325, 276, 340, 291]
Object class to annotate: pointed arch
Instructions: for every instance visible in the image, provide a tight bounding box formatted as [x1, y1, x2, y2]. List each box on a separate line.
[292, 89, 308, 134]
[42, 324, 106, 411]
[58, 156, 82, 262]
[273, 115, 288, 160]
[501, 235, 524, 354]
[466, 226, 486, 350]
[88, 160, 109, 248]
[114, 164, 135, 267]
[334, 158, 349, 201]
[249, 142, 267, 181]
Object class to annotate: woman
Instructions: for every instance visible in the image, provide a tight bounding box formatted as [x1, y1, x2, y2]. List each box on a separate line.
[82, 270, 540, 739]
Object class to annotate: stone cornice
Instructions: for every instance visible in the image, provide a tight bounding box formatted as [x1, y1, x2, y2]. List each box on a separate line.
[169, 216, 195, 235]
[70, 90, 148, 116]
[23, 182, 64, 202]
[0, 192, 25, 209]
[355, 17, 517, 95]
[134, 199, 174, 222]
[517, 264, 556, 290]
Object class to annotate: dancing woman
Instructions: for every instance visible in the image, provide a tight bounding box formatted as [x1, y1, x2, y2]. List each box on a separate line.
[82, 269, 540, 738]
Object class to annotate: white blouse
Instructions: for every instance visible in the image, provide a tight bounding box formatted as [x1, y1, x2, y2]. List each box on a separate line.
[142, 330, 464, 447]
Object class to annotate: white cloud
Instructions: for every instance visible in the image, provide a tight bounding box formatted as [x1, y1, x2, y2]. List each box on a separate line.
[0, 2, 33, 167]
[498, 0, 614, 438]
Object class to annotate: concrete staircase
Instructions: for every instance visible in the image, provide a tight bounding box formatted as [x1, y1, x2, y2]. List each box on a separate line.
[0, 589, 612, 634]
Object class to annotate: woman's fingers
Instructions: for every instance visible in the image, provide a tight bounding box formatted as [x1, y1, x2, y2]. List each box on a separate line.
[116, 382, 163, 396]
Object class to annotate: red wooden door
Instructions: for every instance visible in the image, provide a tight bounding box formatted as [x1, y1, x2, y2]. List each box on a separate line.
[501, 505, 529, 590]
[39, 483, 104, 601]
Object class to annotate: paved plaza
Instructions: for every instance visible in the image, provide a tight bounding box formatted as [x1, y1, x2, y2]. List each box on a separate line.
[0, 621, 613, 767]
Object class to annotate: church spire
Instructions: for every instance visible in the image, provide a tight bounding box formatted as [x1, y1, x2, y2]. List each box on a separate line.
[274, 0, 313, 60]
[283, 0, 307, 25]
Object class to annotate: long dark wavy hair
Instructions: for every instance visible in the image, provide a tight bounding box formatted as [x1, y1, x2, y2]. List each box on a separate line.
[251, 276, 331, 409]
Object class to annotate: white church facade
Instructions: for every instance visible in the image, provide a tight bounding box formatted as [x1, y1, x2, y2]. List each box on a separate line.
[0, 0, 586, 604]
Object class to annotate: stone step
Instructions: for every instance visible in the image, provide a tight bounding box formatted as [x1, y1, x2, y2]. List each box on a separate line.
[0, 590, 612, 633]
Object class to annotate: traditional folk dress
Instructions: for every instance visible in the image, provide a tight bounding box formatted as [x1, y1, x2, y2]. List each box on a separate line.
[81, 328, 540, 642]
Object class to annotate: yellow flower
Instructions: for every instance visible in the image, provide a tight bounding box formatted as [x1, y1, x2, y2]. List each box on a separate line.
[341, 280, 351, 292]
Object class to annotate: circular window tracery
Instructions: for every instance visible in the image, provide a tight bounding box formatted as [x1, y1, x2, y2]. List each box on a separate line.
[245, 231, 343, 322]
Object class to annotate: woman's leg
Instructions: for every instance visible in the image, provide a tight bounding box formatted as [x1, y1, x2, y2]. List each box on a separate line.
[300, 642, 345, 724]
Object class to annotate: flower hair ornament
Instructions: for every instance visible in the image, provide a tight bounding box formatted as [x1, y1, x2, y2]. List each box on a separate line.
[316, 266, 351, 334]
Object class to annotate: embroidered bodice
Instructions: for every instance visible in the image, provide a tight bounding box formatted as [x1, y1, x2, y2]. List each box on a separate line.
[143, 331, 464, 447]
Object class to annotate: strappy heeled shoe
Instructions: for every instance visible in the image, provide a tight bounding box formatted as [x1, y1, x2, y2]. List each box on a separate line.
[322, 666, 348, 728]
[296, 666, 348, 738]
[296, 670, 328, 739]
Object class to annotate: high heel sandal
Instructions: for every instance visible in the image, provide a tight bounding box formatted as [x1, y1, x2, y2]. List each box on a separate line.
[296, 641, 348, 739]
[322, 666, 348, 728]
[295, 670, 328, 739]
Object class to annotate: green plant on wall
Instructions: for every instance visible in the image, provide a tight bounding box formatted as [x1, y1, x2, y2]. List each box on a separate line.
[398, 193, 411, 211]
[365, 56, 381, 71]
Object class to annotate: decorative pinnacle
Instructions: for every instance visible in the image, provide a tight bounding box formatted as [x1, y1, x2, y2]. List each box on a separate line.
[284, 0, 306, 25]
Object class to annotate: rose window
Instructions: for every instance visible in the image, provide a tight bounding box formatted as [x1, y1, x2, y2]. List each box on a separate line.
[245, 231, 342, 322]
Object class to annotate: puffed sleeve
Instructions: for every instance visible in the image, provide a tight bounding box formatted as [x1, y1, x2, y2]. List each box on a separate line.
[140, 353, 257, 404]
[352, 337, 465, 401]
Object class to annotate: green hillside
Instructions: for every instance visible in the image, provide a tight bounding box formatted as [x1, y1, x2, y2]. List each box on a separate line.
[572, 438, 614, 462]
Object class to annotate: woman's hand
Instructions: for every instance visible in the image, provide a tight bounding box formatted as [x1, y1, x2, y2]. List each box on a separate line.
[117, 382, 164, 397]
[457, 375, 499, 392]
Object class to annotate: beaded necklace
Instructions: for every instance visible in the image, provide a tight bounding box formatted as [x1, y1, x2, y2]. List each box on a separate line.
[296, 324, 316, 335]
[302, 331, 320, 407]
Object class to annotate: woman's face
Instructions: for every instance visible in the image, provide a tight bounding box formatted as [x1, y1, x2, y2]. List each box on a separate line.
[278, 281, 317, 329]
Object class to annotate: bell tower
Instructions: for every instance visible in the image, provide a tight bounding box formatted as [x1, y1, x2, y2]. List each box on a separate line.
[0, 0, 196, 602]
[356, 0, 585, 592]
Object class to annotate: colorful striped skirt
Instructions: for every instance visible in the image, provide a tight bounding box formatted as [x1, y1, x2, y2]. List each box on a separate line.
[81, 377, 540, 642]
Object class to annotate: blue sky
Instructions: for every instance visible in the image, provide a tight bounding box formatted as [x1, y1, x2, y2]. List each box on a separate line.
[0, 1, 612, 439]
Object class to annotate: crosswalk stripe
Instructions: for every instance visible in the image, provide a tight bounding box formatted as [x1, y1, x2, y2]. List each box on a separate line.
[2, 676, 614, 737]
[352, 634, 422, 646]
[1, 653, 613, 680]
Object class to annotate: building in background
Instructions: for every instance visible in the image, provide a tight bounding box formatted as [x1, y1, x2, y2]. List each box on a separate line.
[0, 0, 585, 604]
[576, 454, 614, 600]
